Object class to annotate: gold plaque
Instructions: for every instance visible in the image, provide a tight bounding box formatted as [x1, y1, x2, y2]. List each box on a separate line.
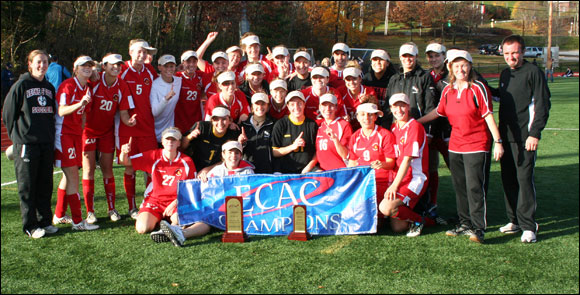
[294, 206, 306, 233]
[226, 197, 242, 233]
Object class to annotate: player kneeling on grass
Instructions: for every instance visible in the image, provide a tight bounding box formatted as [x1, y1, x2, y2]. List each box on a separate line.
[158, 141, 254, 247]
[379, 93, 435, 237]
[118, 127, 196, 235]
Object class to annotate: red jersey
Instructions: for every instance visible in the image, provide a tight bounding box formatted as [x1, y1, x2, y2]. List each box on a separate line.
[390, 119, 429, 196]
[131, 149, 196, 204]
[329, 66, 346, 89]
[338, 85, 377, 120]
[55, 77, 89, 136]
[301, 86, 343, 123]
[266, 62, 295, 83]
[174, 71, 204, 133]
[119, 61, 158, 137]
[268, 97, 288, 120]
[436, 81, 492, 153]
[316, 118, 353, 171]
[349, 125, 396, 181]
[84, 73, 131, 138]
[239, 55, 273, 78]
[204, 91, 250, 123]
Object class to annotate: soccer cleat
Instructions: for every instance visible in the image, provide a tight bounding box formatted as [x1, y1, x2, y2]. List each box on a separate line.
[72, 220, 99, 231]
[150, 229, 171, 243]
[160, 220, 185, 247]
[129, 208, 139, 220]
[406, 222, 424, 237]
[469, 229, 485, 243]
[28, 228, 46, 239]
[86, 212, 98, 224]
[499, 222, 521, 234]
[108, 209, 121, 222]
[446, 224, 474, 237]
[43, 225, 59, 234]
[521, 230, 537, 243]
[52, 214, 73, 225]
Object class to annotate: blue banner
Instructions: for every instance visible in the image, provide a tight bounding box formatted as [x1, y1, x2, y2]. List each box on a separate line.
[177, 166, 377, 235]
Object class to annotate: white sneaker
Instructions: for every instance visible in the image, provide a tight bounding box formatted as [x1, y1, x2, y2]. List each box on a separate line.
[129, 208, 139, 220]
[160, 220, 185, 247]
[150, 229, 170, 243]
[72, 220, 99, 231]
[52, 214, 73, 225]
[86, 212, 98, 224]
[28, 228, 46, 239]
[43, 225, 59, 234]
[499, 222, 521, 234]
[108, 209, 121, 222]
[521, 230, 537, 243]
[406, 222, 424, 237]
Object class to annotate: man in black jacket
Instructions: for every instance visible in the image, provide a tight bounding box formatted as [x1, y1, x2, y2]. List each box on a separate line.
[494, 35, 551, 243]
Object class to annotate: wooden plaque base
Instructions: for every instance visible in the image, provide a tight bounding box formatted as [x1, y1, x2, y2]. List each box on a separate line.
[222, 232, 248, 243]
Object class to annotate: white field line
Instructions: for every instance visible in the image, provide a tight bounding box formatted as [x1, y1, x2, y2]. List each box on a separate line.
[1, 170, 63, 187]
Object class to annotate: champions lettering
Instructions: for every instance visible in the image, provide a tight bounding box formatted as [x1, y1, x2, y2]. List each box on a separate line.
[178, 166, 378, 236]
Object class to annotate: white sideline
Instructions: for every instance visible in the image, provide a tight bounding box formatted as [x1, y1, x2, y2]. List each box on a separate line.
[1, 170, 63, 187]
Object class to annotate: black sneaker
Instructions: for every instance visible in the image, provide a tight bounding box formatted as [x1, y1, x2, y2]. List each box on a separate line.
[469, 229, 485, 243]
[150, 229, 170, 243]
[445, 224, 474, 237]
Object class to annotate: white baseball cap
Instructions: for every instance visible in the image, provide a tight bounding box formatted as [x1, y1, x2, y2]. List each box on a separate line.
[161, 127, 182, 140]
[217, 71, 236, 84]
[158, 54, 176, 66]
[293, 51, 311, 63]
[425, 43, 446, 54]
[399, 44, 419, 57]
[357, 103, 384, 117]
[245, 63, 265, 74]
[251, 93, 269, 104]
[446, 49, 472, 63]
[285, 91, 306, 104]
[211, 51, 228, 63]
[389, 93, 410, 106]
[211, 106, 231, 118]
[269, 79, 288, 91]
[226, 46, 242, 54]
[370, 49, 390, 61]
[74, 56, 95, 68]
[343, 67, 362, 79]
[130, 40, 158, 55]
[332, 43, 350, 55]
[311, 67, 329, 78]
[242, 35, 261, 47]
[222, 141, 243, 152]
[102, 54, 123, 65]
[319, 93, 337, 105]
[272, 47, 289, 57]
[181, 50, 198, 63]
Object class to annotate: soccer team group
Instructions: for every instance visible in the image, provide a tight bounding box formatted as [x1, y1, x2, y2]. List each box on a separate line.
[3, 31, 550, 247]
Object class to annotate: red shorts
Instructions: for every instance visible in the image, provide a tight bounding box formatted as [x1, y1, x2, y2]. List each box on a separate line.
[395, 185, 423, 210]
[138, 197, 177, 220]
[116, 135, 158, 162]
[82, 132, 115, 153]
[55, 133, 82, 168]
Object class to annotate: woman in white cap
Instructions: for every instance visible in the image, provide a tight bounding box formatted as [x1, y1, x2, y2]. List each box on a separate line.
[157, 140, 253, 247]
[174, 50, 205, 134]
[268, 79, 289, 121]
[239, 93, 276, 173]
[53, 55, 99, 231]
[287, 49, 313, 92]
[272, 91, 319, 174]
[239, 62, 270, 106]
[300, 66, 342, 124]
[315, 93, 353, 171]
[81, 53, 135, 223]
[328, 42, 350, 89]
[204, 71, 250, 126]
[418, 49, 503, 243]
[347, 98, 396, 221]
[150, 54, 182, 144]
[381, 93, 434, 238]
[226, 45, 245, 85]
[266, 45, 294, 82]
[339, 63, 377, 126]
[238, 32, 273, 78]
[119, 127, 196, 237]
[182, 106, 241, 172]
[362, 49, 397, 109]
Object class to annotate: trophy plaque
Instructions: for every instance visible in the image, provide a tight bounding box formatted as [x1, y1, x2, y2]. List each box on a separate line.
[222, 196, 247, 243]
[288, 205, 310, 241]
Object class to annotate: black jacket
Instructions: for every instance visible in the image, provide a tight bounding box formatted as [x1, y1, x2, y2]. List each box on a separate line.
[2, 72, 56, 144]
[240, 116, 276, 173]
[239, 80, 270, 106]
[362, 64, 398, 109]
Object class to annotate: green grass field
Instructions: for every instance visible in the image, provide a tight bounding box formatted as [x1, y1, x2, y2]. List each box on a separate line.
[1, 78, 578, 294]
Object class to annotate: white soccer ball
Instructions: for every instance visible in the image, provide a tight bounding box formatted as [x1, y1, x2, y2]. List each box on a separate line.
[5, 144, 14, 161]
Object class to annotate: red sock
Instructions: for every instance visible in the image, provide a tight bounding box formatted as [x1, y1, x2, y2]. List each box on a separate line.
[54, 188, 68, 218]
[103, 177, 116, 211]
[428, 171, 439, 206]
[82, 179, 95, 214]
[67, 193, 83, 224]
[394, 206, 435, 226]
[124, 173, 136, 211]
